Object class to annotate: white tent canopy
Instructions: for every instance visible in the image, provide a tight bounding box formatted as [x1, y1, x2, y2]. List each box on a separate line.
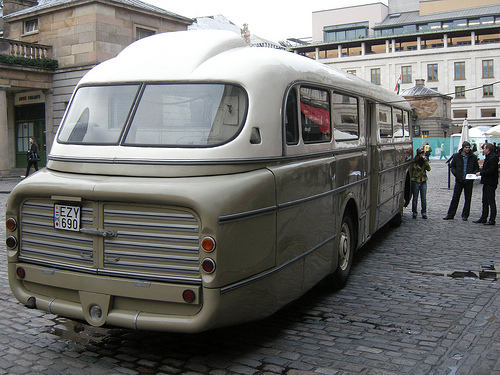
[485, 124, 500, 137]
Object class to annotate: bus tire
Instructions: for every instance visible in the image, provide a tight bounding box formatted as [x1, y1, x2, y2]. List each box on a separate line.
[327, 213, 354, 290]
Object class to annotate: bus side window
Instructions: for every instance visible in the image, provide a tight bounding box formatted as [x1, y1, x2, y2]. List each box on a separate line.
[403, 110, 410, 136]
[300, 87, 331, 143]
[332, 93, 359, 141]
[379, 104, 393, 138]
[285, 88, 299, 145]
[393, 108, 404, 137]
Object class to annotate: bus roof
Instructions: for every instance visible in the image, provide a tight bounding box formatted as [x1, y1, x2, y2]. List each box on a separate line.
[80, 30, 407, 108]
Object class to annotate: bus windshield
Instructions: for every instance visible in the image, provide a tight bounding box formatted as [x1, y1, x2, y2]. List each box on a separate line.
[58, 84, 247, 147]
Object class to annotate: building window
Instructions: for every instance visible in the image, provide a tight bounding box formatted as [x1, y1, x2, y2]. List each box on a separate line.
[453, 110, 468, 118]
[483, 85, 494, 97]
[24, 19, 38, 34]
[371, 68, 381, 85]
[324, 22, 369, 42]
[454, 62, 466, 80]
[136, 27, 155, 40]
[481, 108, 496, 117]
[483, 60, 494, 78]
[401, 66, 412, 83]
[455, 86, 466, 98]
[427, 64, 438, 81]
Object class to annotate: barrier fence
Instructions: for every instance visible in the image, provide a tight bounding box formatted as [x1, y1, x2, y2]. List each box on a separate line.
[413, 137, 500, 160]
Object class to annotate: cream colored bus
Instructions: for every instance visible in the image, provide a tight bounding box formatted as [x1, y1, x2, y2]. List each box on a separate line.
[6, 30, 412, 333]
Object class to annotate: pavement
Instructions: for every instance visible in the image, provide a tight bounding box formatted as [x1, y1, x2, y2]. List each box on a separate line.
[0, 162, 500, 375]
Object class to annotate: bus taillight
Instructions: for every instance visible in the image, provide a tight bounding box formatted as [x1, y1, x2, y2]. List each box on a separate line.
[16, 267, 25, 279]
[201, 258, 215, 273]
[183, 290, 196, 303]
[6, 217, 17, 231]
[201, 236, 216, 252]
[6, 235, 17, 249]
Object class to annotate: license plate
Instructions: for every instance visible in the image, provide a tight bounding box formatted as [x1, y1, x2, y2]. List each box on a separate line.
[54, 204, 81, 232]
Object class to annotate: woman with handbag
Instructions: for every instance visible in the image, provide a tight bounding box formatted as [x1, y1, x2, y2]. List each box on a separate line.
[25, 137, 40, 177]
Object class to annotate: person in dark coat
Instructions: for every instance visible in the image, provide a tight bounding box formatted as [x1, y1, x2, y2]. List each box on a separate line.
[25, 137, 39, 177]
[473, 143, 499, 225]
[443, 141, 480, 221]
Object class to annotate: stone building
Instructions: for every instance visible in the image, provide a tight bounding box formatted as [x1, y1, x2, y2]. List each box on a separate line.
[291, 0, 500, 136]
[400, 78, 453, 138]
[0, 0, 192, 176]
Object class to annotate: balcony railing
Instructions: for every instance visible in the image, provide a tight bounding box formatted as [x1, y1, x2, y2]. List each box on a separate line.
[0, 38, 52, 59]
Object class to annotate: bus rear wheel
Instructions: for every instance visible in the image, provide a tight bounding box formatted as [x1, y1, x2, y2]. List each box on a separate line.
[327, 213, 354, 289]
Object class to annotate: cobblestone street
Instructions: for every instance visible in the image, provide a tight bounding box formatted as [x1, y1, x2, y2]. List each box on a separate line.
[1, 161, 500, 375]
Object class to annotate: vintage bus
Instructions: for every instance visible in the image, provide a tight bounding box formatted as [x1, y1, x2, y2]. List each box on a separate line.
[5, 30, 412, 333]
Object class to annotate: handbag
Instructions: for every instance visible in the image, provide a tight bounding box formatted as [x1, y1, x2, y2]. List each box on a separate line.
[28, 152, 41, 162]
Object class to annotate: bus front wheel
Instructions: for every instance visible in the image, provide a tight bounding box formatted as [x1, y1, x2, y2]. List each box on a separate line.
[327, 213, 354, 289]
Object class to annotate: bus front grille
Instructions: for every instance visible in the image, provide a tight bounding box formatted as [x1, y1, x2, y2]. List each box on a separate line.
[19, 200, 201, 282]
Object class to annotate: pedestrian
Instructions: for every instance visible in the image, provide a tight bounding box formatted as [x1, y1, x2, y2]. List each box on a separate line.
[424, 142, 432, 161]
[25, 137, 40, 177]
[443, 141, 480, 221]
[473, 143, 499, 225]
[481, 140, 488, 155]
[472, 142, 478, 156]
[439, 141, 447, 160]
[411, 148, 431, 219]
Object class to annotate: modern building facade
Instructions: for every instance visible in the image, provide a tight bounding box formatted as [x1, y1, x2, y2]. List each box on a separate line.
[0, 0, 192, 176]
[291, 0, 500, 138]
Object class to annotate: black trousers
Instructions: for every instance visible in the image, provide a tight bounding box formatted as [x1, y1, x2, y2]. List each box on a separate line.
[446, 181, 474, 219]
[479, 184, 497, 222]
[25, 160, 38, 176]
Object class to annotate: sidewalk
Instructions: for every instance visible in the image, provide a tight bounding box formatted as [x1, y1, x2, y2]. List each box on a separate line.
[0, 176, 22, 194]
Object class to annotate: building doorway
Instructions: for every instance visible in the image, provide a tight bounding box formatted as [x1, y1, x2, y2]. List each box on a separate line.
[15, 104, 46, 169]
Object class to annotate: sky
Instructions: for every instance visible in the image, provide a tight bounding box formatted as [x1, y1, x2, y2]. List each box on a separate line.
[144, 0, 388, 43]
